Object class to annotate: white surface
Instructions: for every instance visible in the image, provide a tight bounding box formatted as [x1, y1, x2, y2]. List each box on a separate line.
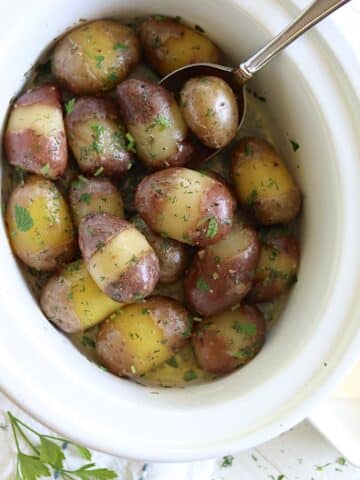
[1, 0, 360, 462]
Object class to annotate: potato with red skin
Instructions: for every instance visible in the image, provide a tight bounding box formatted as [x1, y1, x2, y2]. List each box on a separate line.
[78, 213, 160, 303]
[180, 76, 239, 149]
[247, 228, 300, 303]
[132, 214, 189, 284]
[96, 296, 192, 377]
[65, 97, 133, 177]
[231, 137, 301, 224]
[52, 20, 140, 95]
[6, 175, 76, 271]
[41, 260, 121, 333]
[192, 305, 266, 374]
[184, 222, 260, 316]
[69, 176, 124, 226]
[4, 84, 67, 179]
[117, 79, 193, 170]
[139, 16, 222, 76]
[135, 167, 236, 247]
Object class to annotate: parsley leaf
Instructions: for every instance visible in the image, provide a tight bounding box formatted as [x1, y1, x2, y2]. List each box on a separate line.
[18, 453, 51, 480]
[166, 357, 179, 368]
[196, 278, 210, 292]
[206, 217, 218, 238]
[114, 42, 129, 50]
[39, 437, 65, 469]
[70, 464, 117, 479]
[76, 445, 93, 461]
[221, 455, 234, 468]
[183, 370, 197, 382]
[15, 205, 33, 232]
[95, 55, 105, 69]
[232, 321, 257, 336]
[81, 335, 96, 348]
[290, 139, 300, 152]
[65, 98, 76, 115]
[40, 163, 50, 176]
[80, 193, 92, 204]
[94, 166, 104, 177]
[125, 132, 136, 152]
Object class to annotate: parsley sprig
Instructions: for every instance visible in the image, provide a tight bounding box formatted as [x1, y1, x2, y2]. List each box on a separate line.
[7, 412, 117, 480]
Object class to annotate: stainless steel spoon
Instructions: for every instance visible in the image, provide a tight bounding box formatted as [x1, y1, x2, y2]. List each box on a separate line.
[160, 0, 351, 160]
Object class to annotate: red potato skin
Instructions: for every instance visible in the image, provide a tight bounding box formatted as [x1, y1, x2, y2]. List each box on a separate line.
[135, 167, 236, 247]
[184, 226, 260, 316]
[78, 213, 160, 303]
[116, 79, 193, 169]
[4, 84, 67, 179]
[192, 305, 266, 374]
[65, 97, 133, 177]
[247, 234, 300, 303]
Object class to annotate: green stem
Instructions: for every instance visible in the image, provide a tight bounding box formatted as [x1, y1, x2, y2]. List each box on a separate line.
[8, 413, 21, 452]
[14, 422, 39, 456]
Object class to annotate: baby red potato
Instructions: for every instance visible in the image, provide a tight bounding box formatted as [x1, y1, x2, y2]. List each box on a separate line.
[78, 213, 160, 303]
[4, 84, 67, 179]
[135, 167, 236, 247]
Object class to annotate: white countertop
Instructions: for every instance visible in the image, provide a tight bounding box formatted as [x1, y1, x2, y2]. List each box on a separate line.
[1, 2, 360, 479]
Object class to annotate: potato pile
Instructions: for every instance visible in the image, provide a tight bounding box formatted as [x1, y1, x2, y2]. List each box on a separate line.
[3, 15, 301, 385]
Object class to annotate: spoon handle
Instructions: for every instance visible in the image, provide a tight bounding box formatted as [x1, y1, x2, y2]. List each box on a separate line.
[234, 0, 351, 83]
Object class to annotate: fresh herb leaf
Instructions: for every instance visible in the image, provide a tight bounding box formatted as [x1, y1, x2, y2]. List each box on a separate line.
[290, 139, 300, 152]
[95, 55, 105, 69]
[166, 357, 179, 368]
[183, 370, 197, 381]
[206, 217, 218, 238]
[336, 457, 346, 466]
[69, 464, 117, 479]
[221, 455, 234, 468]
[125, 132, 136, 153]
[205, 108, 215, 117]
[94, 166, 104, 177]
[65, 98, 76, 115]
[80, 193, 92, 205]
[315, 463, 331, 471]
[196, 278, 210, 292]
[232, 321, 257, 336]
[15, 205, 33, 232]
[107, 71, 119, 83]
[18, 453, 51, 480]
[39, 437, 65, 470]
[146, 115, 170, 132]
[244, 143, 253, 156]
[40, 163, 50, 176]
[14, 166, 25, 186]
[82, 336, 96, 348]
[114, 42, 129, 50]
[76, 445, 92, 461]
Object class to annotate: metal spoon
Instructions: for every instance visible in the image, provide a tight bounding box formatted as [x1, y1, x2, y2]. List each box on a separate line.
[160, 0, 351, 160]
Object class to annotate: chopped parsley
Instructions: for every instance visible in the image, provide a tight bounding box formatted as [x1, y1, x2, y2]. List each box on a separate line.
[205, 108, 215, 117]
[107, 71, 119, 82]
[14, 205, 33, 232]
[40, 163, 50, 176]
[114, 42, 129, 50]
[336, 457, 346, 466]
[95, 54, 105, 69]
[82, 335, 96, 348]
[206, 217, 218, 238]
[196, 278, 210, 292]
[166, 357, 179, 368]
[221, 455, 234, 468]
[94, 166, 104, 177]
[232, 321, 257, 336]
[125, 132, 136, 152]
[183, 369, 197, 381]
[290, 139, 300, 152]
[80, 192, 92, 204]
[146, 114, 170, 132]
[64, 98, 76, 115]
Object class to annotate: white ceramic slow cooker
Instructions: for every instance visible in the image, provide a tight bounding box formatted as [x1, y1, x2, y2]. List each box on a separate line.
[0, 0, 360, 462]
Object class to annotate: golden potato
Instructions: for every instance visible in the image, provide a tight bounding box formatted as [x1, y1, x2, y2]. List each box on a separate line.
[139, 16, 222, 76]
[184, 222, 260, 316]
[52, 20, 140, 94]
[247, 228, 300, 303]
[65, 96, 133, 177]
[117, 79, 193, 170]
[4, 84, 67, 179]
[231, 137, 301, 224]
[41, 260, 122, 333]
[131, 214, 189, 284]
[192, 305, 266, 374]
[96, 296, 192, 377]
[135, 167, 236, 247]
[69, 176, 124, 226]
[6, 175, 76, 271]
[180, 76, 239, 149]
[78, 213, 160, 302]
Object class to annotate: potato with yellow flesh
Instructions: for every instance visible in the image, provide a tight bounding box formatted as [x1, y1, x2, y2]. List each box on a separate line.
[4, 84, 67, 179]
[65, 97, 133, 177]
[184, 221, 260, 316]
[135, 167, 235, 247]
[231, 137, 301, 224]
[117, 79, 193, 170]
[41, 260, 122, 333]
[6, 175, 76, 271]
[79, 213, 160, 303]
[139, 16, 222, 76]
[180, 76, 239, 149]
[141, 344, 214, 387]
[192, 305, 266, 374]
[247, 228, 300, 303]
[131, 215, 189, 284]
[52, 20, 140, 94]
[96, 296, 192, 377]
[69, 176, 124, 226]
